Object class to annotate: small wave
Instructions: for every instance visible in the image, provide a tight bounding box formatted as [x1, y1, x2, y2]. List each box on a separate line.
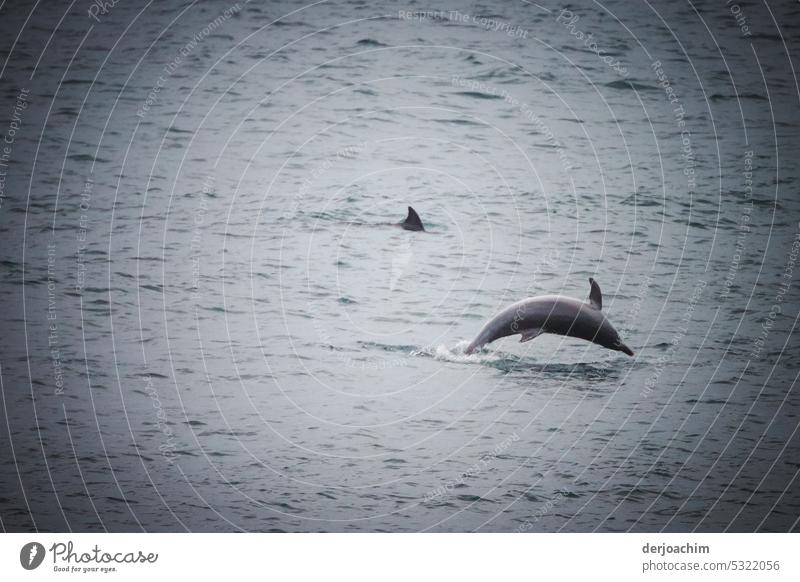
[303, 210, 352, 222]
[106, 496, 138, 504]
[473, 66, 521, 80]
[605, 79, 658, 91]
[454, 90, 504, 100]
[358, 341, 418, 353]
[271, 20, 310, 27]
[710, 92, 766, 101]
[68, 153, 109, 163]
[456, 494, 491, 503]
[432, 118, 481, 126]
[621, 193, 662, 206]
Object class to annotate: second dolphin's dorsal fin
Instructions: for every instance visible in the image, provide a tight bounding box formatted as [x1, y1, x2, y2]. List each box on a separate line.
[401, 206, 425, 231]
[588, 277, 602, 310]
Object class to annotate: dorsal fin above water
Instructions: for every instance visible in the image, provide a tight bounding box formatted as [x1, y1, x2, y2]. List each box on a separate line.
[588, 277, 602, 310]
[401, 206, 425, 231]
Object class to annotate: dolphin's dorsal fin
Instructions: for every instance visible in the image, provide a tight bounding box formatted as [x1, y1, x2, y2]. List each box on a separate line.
[588, 277, 602, 310]
[401, 206, 425, 231]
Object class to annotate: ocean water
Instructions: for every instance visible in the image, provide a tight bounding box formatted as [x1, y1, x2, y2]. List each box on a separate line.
[1, 0, 799, 532]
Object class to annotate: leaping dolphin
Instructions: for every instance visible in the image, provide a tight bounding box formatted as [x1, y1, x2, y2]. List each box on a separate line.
[400, 206, 425, 231]
[465, 278, 634, 356]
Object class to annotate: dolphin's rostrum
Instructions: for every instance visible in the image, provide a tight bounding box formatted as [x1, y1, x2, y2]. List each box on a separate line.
[465, 278, 634, 356]
[400, 206, 425, 231]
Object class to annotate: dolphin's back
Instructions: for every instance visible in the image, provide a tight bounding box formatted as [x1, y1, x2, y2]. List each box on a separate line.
[522, 296, 605, 341]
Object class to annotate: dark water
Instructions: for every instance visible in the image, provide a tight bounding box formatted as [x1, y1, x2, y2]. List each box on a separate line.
[1, 0, 799, 532]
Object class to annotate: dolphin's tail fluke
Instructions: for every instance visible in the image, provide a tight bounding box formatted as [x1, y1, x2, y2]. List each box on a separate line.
[400, 206, 425, 231]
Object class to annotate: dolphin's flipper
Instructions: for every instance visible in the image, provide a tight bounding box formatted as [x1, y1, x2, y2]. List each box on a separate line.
[588, 278, 602, 310]
[401, 206, 425, 231]
[519, 328, 543, 343]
